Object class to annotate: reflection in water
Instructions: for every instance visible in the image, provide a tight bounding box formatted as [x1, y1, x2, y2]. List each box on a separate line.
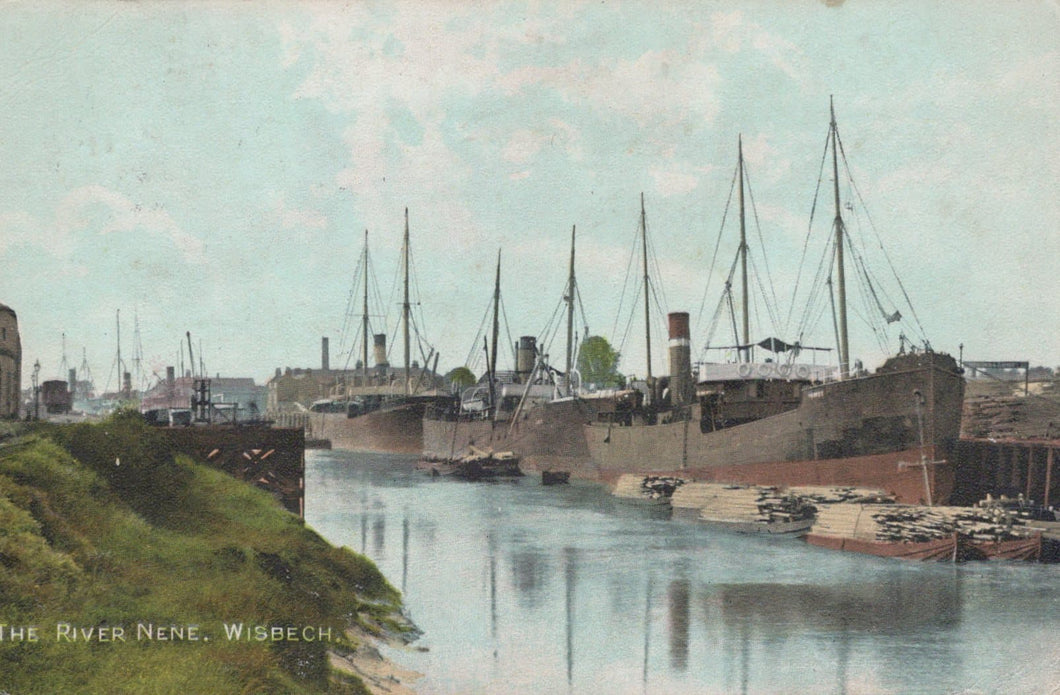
[360, 512, 367, 554]
[305, 452, 1060, 695]
[372, 516, 386, 555]
[564, 546, 576, 687]
[509, 544, 550, 608]
[715, 577, 962, 694]
[641, 575, 653, 693]
[401, 514, 409, 594]
[667, 577, 690, 672]
[488, 530, 498, 660]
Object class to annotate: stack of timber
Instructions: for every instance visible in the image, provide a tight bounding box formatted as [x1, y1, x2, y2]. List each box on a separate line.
[612, 474, 685, 504]
[807, 504, 1044, 562]
[785, 485, 895, 506]
[674, 484, 816, 535]
[806, 504, 960, 561]
[961, 396, 1025, 438]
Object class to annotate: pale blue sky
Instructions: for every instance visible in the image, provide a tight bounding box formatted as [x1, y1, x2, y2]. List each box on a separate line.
[1, 1, 1057, 388]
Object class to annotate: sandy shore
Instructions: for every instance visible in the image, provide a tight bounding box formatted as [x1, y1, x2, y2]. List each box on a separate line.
[331, 625, 424, 695]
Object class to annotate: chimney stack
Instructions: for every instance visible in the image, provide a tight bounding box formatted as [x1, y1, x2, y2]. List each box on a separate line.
[373, 334, 388, 368]
[668, 312, 692, 406]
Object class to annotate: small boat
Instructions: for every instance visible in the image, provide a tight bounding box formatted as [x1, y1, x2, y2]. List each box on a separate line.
[701, 516, 814, 536]
[542, 470, 571, 485]
[960, 532, 1043, 562]
[805, 533, 959, 562]
[419, 447, 523, 481]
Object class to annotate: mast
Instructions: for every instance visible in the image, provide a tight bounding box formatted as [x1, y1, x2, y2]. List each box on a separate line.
[403, 208, 411, 396]
[362, 229, 369, 390]
[640, 193, 652, 382]
[489, 249, 501, 419]
[830, 97, 850, 379]
[738, 136, 749, 363]
[116, 310, 124, 396]
[565, 224, 576, 379]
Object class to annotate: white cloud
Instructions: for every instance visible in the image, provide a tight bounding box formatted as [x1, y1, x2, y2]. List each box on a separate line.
[649, 167, 701, 197]
[54, 185, 205, 263]
[267, 196, 329, 233]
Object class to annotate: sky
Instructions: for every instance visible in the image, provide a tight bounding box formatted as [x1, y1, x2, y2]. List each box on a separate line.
[0, 0, 1057, 390]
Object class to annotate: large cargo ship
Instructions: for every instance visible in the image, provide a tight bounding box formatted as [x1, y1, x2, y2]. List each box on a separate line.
[585, 334, 965, 504]
[305, 209, 450, 454]
[583, 103, 966, 504]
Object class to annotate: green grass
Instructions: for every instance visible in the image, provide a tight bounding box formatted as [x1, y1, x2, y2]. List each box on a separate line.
[0, 414, 405, 694]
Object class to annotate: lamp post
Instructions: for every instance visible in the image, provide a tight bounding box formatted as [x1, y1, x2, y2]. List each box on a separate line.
[32, 360, 41, 421]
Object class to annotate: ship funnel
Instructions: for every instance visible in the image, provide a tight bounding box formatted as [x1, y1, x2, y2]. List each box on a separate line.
[668, 312, 692, 406]
[166, 366, 175, 387]
[516, 336, 537, 382]
[321, 337, 330, 372]
[68, 368, 77, 392]
[373, 334, 388, 368]
[122, 371, 132, 398]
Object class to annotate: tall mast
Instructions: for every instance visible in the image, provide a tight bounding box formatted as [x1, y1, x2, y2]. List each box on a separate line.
[565, 224, 576, 378]
[640, 193, 652, 382]
[830, 97, 850, 379]
[362, 229, 369, 389]
[490, 249, 501, 419]
[738, 135, 749, 363]
[116, 310, 124, 393]
[402, 209, 411, 396]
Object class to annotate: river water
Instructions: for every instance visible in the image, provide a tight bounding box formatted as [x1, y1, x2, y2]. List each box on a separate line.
[305, 450, 1059, 695]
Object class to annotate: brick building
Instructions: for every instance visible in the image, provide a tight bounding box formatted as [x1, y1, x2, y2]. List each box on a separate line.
[0, 303, 21, 419]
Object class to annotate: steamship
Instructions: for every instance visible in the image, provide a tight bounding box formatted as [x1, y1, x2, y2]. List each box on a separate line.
[311, 209, 450, 454]
[583, 104, 966, 504]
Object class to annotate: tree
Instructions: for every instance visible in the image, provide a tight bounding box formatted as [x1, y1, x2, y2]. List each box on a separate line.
[576, 336, 623, 388]
[444, 367, 476, 393]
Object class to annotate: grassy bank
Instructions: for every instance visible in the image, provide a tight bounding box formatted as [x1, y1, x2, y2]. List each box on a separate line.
[0, 412, 414, 694]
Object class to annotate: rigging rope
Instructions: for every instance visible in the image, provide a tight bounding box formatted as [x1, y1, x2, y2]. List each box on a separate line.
[785, 129, 833, 336]
[694, 163, 738, 340]
[839, 134, 930, 341]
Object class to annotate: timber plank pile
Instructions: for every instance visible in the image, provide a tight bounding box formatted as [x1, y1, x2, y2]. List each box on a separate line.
[668, 483, 815, 533]
[612, 474, 685, 502]
[786, 485, 894, 505]
[961, 396, 1025, 438]
[810, 503, 1040, 544]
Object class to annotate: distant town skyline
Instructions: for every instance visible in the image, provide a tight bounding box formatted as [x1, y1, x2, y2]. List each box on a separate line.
[1, 1, 1057, 387]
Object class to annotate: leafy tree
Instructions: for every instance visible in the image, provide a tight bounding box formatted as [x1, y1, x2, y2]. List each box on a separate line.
[577, 336, 623, 388]
[445, 366, 476, 392]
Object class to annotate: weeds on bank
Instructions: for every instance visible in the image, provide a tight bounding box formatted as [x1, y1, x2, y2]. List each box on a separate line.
[0, 412, 402, 694]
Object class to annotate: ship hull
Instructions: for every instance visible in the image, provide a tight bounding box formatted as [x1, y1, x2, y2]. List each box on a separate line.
[422, 397, 609, 474]
[318, 396, 448, 454]
[585, 353, 964, 504]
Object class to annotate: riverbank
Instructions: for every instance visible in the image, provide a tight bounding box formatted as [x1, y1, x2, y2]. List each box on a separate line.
[0, 413, 418, 694]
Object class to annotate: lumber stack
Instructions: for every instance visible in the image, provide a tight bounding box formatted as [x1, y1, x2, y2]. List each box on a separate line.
[786, 485, 894, 505]
[809, 504, 949, 542]
[612, 474, 685, 501]
[811, 503, 1037, 543]
[961, 396, 1025, 438]
[670, 483, 813, 525]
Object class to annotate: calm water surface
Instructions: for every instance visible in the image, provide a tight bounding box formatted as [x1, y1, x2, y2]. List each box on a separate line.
[305, 450, 1059, 695]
